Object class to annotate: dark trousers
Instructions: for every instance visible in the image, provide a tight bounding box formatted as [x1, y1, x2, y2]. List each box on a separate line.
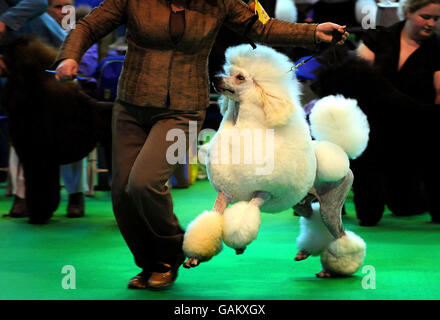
[111, 101, 206, 271]
[352, 155, 439, 225]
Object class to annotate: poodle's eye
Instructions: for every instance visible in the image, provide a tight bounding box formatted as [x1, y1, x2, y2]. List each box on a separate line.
[236, 74, 245, 81]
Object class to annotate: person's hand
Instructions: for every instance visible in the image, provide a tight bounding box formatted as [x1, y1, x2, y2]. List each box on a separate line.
[315, 23, 348, 45]
[0, 55, 7, 77]
[55, 58, 78, 81]
[248, 1, 255, 12]
[0, 21, 7, 39]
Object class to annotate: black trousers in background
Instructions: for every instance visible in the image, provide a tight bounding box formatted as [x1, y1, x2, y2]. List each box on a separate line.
[351, 155, 440, 225]
[111, 101, 206, 271]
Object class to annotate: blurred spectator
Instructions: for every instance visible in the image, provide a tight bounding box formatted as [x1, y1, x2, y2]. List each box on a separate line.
[353, 0, 440, 225]
[5, 0, 100, 218]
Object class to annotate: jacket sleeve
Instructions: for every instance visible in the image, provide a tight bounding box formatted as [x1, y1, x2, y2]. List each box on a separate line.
[0, 0, 48, 31]
[223, 0, 318, 50]
[56, 0, 128, 64]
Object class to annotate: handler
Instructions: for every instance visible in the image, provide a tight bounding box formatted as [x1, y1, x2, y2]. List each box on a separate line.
[55, 0, 348, 289]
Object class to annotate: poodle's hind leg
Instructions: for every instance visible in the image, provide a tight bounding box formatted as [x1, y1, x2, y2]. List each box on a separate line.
[314, 172, 351, 240]
[294, 191, 335, 262]
[222, 191, 270, 255]
[293, 193, 318, 261]
[315, 170, 366, 277]
[183, 192, 231, 269]
[293, 193, 317, 219]
[294, 249, 311, 261]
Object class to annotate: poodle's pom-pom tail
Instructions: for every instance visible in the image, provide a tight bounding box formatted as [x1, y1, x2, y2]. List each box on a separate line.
[320, 231, 366, 276]
[296, 203, 334, 255]
[183, 210, 224, 262]
[275, 0, 298, 23]
[223, 201, 261, 250]
[309, 95, 370, 159]
[312, 140, 350, 182]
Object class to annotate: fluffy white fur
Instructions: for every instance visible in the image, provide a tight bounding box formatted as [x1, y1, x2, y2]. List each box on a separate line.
[320, 231, 366, 275]
[296, 202, 334, 256]
[309, 95, 370, 159]
[208, 45, 317, 212]
[222, 201, 261, 250]
[184, 45, 368, 273]
[312, 140, 350, 182]
[275, 0, 298, 23]
[183, 210, 223, 261]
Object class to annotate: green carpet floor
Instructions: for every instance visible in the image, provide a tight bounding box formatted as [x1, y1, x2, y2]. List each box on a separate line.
[0, 180, 439, 300]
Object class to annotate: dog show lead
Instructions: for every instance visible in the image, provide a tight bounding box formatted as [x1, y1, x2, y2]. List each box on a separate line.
[55, 0, 348, 290]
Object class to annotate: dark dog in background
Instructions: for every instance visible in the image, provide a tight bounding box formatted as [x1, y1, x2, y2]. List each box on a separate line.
[311, 48, 440, 225]
[0, 35, 112, 224]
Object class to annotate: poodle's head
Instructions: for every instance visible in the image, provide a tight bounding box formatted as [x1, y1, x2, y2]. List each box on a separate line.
[213, 44, 302, 127]
[0, 35, 58, 82]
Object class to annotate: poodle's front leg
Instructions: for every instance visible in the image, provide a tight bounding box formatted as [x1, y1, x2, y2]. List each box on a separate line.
[249, 191, 271, 207]
[213, 191, 231, 213]
[223, 191, 270, 255]
[183, 192, 231, 269]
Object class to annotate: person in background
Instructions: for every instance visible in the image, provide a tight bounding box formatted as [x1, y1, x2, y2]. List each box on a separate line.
[0, 0, 49, 216]
[4, 0, 99, 218]
[353, 0, 440, 225]
[0, 0, 48, 39]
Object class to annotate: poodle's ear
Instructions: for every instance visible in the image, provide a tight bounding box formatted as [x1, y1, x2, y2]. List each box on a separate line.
[257, 86, 295, 127]
[218, 95, 233, 116]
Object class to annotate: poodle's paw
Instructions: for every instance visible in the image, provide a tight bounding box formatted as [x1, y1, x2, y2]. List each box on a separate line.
[183, 257, 200, 269]
[315, 270, 334, 278]
[235, 247, 246, 255]
[294, 250, 310, 261]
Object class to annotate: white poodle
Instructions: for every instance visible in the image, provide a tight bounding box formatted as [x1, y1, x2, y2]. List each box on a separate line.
[183, 44, 370, 278]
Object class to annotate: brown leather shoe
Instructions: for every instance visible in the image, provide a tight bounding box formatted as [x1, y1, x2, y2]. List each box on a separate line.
[128, 271, 151, 289]
[7, 196, 28, 218]
[147, 263, 178, 289]
[67, 192, 85, 218]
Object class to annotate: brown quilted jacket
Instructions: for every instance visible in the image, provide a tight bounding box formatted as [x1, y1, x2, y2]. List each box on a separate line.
[57, 0, 318, 110]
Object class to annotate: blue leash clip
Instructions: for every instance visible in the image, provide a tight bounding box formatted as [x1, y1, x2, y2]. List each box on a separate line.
[44, 69, 90, 81]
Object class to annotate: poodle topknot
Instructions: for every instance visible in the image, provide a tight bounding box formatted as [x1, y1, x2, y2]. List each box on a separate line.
[223, 44, 295, 84]
[218, 44, 303, 127]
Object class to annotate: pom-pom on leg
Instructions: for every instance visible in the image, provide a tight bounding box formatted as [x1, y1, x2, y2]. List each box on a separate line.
[223, 191, 270, 254]
[182, 210, 224, 268]
[319, 231, 366, 277]
[183, 192, 230, 269]
[222, 192, 269, 253]
[223, 201, 261, 254]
